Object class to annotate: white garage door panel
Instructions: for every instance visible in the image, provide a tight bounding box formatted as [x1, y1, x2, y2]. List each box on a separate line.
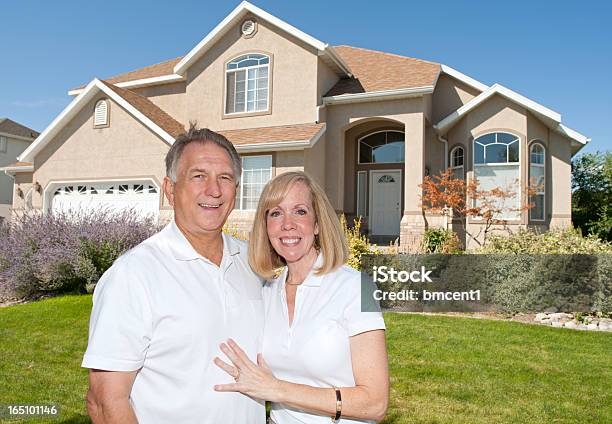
[51, 183, 159, 219]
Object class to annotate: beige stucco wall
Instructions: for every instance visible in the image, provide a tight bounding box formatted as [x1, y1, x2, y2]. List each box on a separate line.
[303, 135, 326, 188]
[0, 136, 32, 206]
[30, 93, 169, 211]
[132, 82, 187, 123]
[181, 15, 320, 130]
[432, 74, 482, 124]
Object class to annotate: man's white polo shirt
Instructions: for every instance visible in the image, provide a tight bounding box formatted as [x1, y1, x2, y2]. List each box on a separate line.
[82, 221, 265, 424]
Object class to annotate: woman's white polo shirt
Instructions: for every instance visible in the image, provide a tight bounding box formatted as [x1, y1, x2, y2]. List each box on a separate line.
[262, 254, 386, 424]
[82, 221, 265, 424]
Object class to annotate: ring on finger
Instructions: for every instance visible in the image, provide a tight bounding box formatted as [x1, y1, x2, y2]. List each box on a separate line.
[234, 369, 240, 382]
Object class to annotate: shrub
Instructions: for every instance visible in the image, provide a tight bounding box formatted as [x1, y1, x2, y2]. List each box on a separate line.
[422, 228, 462, 253]
[340, 215, 379, 271]
[477, 227, 612, 254]
[0, 209, 160, 300]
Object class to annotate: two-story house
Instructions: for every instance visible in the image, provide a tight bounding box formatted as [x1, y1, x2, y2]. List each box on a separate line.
[5, 1, 589, 248]
[0, 118, 38, 219]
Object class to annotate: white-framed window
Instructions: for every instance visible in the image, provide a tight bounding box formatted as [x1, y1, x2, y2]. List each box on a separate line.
[94, 99, 109, 127]
[225, 54, 270, 114]
[358, 131, 405, 164]
[473, 132, 520, 219]
[356, 171, 367, 217]
[450, 146, 464, 179]
[0, 135, 7, 153]
[529, 143, 545, 221]
[236, 155, 272, 210]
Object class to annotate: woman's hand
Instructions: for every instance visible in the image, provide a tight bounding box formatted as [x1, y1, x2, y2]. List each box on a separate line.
[213, 338, 283, 402]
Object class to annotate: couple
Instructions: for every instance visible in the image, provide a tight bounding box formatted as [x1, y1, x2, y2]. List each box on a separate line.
[82, 126, 389, 424]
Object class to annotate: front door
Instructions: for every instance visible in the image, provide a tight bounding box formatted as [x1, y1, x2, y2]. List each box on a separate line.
[369, 170, 401, 235]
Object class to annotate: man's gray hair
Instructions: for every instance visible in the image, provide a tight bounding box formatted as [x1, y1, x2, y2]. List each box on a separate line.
[165, 123, 242, 184]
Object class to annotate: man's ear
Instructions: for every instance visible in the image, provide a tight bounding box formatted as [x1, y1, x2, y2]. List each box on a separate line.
[163, 176, 175, 207]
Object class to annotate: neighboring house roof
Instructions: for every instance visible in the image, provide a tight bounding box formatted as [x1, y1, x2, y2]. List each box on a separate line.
[19, 79, 185, 163]
[174, 1, 351, 78]
[220, 123, 325, 152]
[434, 83, 589, 149]
[0, 118, 39, 140]
[324, 46, 440, 97]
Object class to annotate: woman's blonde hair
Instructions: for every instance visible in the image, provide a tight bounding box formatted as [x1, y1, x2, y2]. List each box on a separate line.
[248, 171, 348, 279]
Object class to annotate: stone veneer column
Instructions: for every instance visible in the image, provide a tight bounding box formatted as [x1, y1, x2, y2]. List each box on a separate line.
[400, 113, 426, 252]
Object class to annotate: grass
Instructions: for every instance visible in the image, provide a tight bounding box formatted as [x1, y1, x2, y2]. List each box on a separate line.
[0, 296, 610, 423]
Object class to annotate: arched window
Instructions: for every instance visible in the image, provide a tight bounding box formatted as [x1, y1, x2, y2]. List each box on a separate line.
[94, 99, 109, 127]
[358, 131, 405, 164]
[450, 146, 464, 179]
[473, 132, 520, 219]
[225, 53, 270, 114]
[529, 143, 545, 221]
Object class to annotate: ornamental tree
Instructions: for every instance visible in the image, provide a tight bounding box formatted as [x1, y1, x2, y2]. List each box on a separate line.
[420, 169, 537, 248]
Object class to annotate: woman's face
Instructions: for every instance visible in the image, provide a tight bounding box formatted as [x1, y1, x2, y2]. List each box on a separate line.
[266, 181, 319, 266]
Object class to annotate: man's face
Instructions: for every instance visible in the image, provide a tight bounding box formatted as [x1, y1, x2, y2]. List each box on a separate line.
[164, 142, 237, 237]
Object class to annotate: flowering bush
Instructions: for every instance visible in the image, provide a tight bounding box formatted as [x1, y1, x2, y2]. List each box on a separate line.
[0, 209, 161, 300]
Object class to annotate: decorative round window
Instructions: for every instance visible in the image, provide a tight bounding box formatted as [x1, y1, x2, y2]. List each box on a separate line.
[241, 20, 257, 37]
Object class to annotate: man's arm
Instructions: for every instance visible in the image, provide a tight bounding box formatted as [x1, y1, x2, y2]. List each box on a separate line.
[87, 369, 138, 424]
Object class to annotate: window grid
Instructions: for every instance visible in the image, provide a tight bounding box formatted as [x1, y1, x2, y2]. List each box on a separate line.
[529, 144, 546, 221]
[236, 156, 272, 210]
[450, 146, 464, 179]
[473, 133, 521, 220]
[226, 54, 269, 114]
[358, 130, 405, 164]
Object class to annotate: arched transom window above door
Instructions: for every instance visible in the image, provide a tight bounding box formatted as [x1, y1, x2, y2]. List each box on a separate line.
[358, 131, 405, 164]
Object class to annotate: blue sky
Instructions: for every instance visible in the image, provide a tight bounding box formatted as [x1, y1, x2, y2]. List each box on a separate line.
[1, 0, 610, 154]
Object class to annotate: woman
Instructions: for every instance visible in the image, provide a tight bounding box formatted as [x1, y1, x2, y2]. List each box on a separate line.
[214, 171, 389, 423]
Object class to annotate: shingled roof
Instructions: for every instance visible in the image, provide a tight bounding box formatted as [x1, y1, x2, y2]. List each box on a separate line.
[0, 118, 39, 139]
[325, 46, 440, 97]
[99, 80, 185, 138]
[70, 45, 441, 97]
[219, 123, 325, 146]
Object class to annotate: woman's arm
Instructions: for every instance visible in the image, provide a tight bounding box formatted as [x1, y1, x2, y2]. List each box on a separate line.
[214, 330, 389, 422]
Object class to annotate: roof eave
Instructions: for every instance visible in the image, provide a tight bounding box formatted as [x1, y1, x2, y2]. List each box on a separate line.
[323, 86, 434, 105]
[68, 74, 185, 96]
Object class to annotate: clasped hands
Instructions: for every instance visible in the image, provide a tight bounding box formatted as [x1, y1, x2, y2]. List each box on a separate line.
[214, 338, 283, 402]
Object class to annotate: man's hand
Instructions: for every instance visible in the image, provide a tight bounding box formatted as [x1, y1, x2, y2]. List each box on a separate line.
[87, 369, 138, 424]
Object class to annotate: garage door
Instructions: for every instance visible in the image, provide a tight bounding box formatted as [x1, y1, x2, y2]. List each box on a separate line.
[50, 182, 160, 219]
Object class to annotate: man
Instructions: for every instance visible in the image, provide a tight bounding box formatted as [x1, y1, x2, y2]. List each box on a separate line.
[82, 127, 265, 423]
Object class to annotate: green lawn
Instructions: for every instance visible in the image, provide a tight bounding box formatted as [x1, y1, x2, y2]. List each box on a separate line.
[0, 296, 610, 423]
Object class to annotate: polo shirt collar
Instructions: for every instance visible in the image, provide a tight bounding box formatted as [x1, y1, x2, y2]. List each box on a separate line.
[166, 220, 240, 262]
[280, 252, 325, 287]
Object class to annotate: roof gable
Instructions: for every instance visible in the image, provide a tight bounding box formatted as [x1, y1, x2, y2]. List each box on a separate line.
[20, 79, 184, 163]
[173, 1, 351, 77]
[434, 83, 589, 148]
